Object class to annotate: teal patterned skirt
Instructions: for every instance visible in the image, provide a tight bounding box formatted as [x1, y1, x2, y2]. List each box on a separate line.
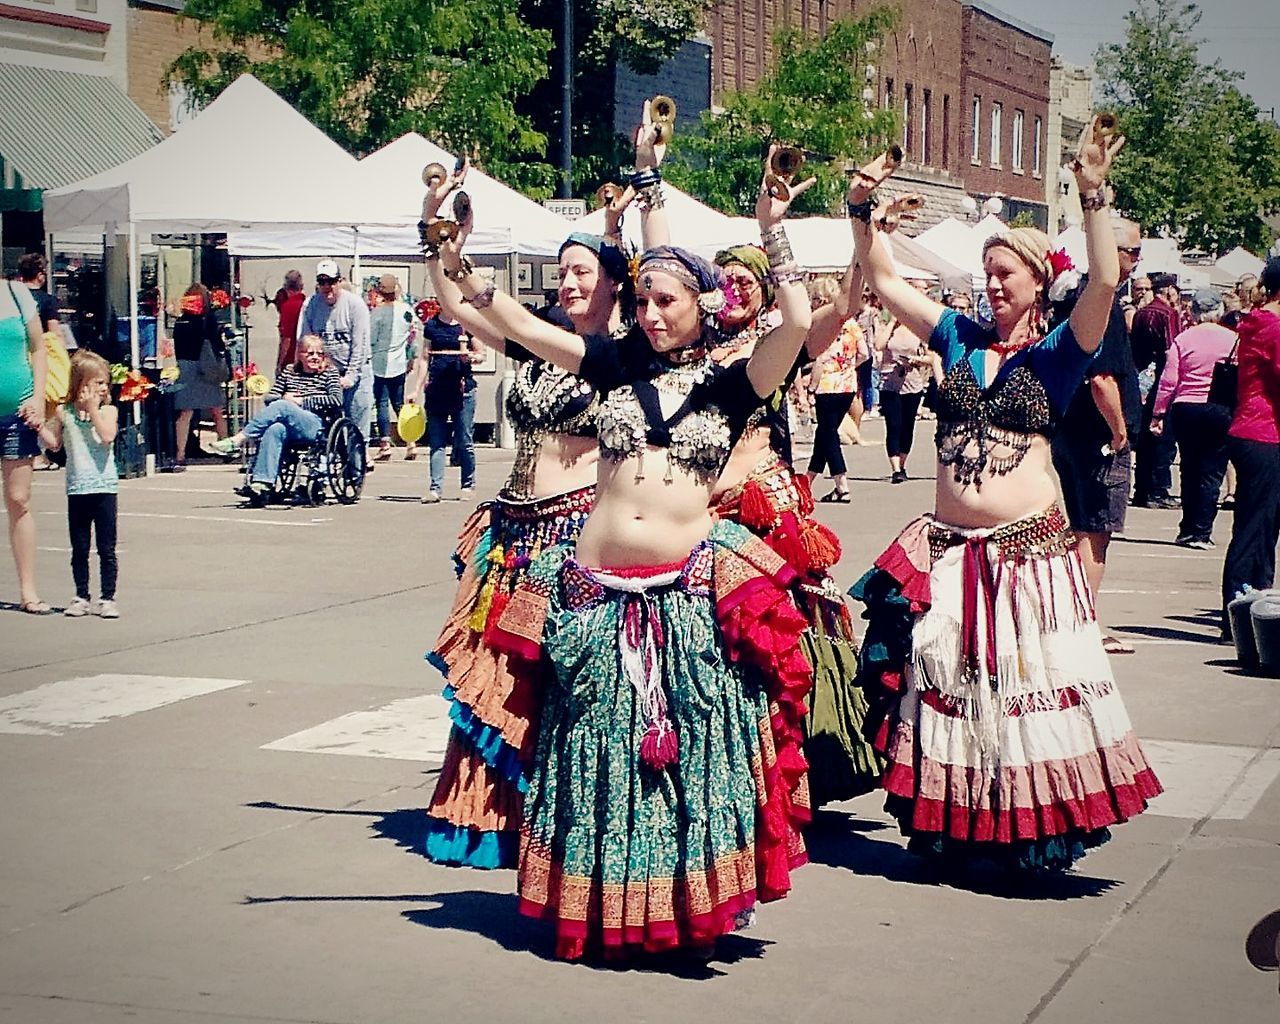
[494, 520, 811, 960]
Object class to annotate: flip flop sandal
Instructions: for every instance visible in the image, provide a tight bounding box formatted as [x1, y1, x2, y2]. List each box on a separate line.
[19, 600, 54, 615]
[819, 489, 852, 503]
[1102, 635, 1135, 655]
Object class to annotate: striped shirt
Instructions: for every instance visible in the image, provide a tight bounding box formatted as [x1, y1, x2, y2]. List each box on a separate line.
[266, 366, 343, 412]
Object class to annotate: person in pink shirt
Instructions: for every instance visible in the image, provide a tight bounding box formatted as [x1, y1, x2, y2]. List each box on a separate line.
[1222, 258, 1280, 635]
[1151, 289, 1237, 548]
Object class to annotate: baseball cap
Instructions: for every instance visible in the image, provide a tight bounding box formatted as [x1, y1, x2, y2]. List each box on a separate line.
[315, 259, 340, 281]
[1190, 288, 1223, 316]
[377, 273, 399, 295]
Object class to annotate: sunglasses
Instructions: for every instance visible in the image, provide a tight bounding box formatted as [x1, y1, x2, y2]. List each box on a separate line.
[316, 276, 337, 286]
[1118, 246, 1143, 259]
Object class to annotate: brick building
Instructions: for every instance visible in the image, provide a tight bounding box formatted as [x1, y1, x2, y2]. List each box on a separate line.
[959, 2, 1052, 227]
[703, 0, 1054, 230]
[126, 0, 206, 133]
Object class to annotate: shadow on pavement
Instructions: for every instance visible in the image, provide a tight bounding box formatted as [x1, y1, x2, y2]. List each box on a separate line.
[805, 811, 1120, 900]
[1246, 909, 1280, 977]
[1114, 623, 1223, 644]
[245, 800, 432, 856]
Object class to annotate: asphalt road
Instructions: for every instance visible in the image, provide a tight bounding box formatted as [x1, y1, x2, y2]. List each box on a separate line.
[1, 419, 1276, 1024]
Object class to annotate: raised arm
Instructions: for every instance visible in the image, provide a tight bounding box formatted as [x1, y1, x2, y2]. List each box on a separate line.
[435, 239, 587, 373]
[1068, 115, 1127, 355]
[848, 173, 945, 343]
[632, 99, 670, 250]
[744, 148, 815, 396]
[805, 260, 866, 359]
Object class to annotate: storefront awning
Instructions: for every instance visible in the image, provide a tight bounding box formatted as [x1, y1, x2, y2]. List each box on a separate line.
[0, 63, 160, 199]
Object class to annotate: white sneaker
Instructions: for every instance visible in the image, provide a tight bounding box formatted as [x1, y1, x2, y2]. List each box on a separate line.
[460, 487, 475, 498]
[95, 599, 120, 619]
[421, 491, 441, 504]
[64, 596, 91, 617]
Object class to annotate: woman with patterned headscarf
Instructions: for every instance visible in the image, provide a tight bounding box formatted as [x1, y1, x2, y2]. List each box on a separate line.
[416, 114, 667, 872]
[426, 150, 815, 960]
[848, 119, 1161, 874]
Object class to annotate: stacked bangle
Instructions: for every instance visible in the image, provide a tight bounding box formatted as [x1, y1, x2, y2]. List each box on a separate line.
[418, 220, 438, 259]
[1080, 189, 1108, 212]
[761, 224, 794, 267]
[444, 256, 475, 282]
[464, 281, 496, 308]
[629, 167, 661, 190]
[846, 199, 875, 223]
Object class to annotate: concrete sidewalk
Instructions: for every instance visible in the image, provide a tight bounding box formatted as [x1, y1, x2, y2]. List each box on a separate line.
[0, 433, 1276, 1023]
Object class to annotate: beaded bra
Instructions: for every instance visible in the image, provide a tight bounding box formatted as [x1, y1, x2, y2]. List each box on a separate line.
[596, 357, 739, 484]
[502, 360, 600, 500]
[934, 353, 1055, 489]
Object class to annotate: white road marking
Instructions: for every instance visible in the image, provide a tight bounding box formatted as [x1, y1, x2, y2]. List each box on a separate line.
[1143, 739, 1280, 821]
[262, 694, 453, 762]
[0, 674, 250, 736]
[1099, 589, 1183, 596]
[31, 480, 232, 494]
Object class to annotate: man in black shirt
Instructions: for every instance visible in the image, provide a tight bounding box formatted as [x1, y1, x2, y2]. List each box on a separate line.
[1051, 217, 1144, 654]
[16, 253, 59, 333]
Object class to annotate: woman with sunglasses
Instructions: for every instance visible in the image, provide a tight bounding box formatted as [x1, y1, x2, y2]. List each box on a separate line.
[428, 149, 814, 960]
[848, 117, 1161, 874]
[420, 110, 669, 871]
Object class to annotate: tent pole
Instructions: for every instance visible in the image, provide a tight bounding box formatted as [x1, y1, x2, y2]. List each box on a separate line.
[127, 223, 141, 433]
[352, 227, 361, 289]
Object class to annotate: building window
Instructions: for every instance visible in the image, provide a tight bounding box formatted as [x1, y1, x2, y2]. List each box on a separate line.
[1032, 115, 1043, 176]
[75, 0, 98, 10]
[970, 96, 981, 164]
[1012, 109, 1024, 171]
[922, 89, 932, 165]
[884, 77, 894, 112]
[990, 102, 1003, 167]
[942, 94, 951, 168]
[903, 83, 914, 152]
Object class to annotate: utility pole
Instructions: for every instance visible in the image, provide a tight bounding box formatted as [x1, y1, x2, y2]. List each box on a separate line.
[559, 0, 573, 199]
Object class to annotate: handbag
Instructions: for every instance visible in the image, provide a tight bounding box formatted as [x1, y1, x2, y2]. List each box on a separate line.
[8, 282, 69, 403]
[1208, 338, 1239, 409]
[198, 336, 230, 385]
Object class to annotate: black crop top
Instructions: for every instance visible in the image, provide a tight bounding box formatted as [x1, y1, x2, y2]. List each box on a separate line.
[930, 309, 1094, 487]
[577, 328, 766, 483]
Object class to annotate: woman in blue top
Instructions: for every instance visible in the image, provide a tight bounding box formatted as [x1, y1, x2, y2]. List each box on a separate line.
[1, 278, 49, 613]
[848, 116, 1161, 872]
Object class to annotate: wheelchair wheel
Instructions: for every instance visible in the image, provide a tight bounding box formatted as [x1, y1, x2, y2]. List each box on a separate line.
[325, 418, 366, 504]
[276, 450, 299, 495]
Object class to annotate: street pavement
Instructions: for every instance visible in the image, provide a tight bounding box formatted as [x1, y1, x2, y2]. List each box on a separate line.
[0, 417, 1277, 1024]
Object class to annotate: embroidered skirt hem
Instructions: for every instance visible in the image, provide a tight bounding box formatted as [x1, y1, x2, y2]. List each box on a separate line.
[850, 507, 1162, 871]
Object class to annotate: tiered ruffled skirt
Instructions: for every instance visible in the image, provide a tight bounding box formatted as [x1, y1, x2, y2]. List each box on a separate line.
[490, 519, 812, 959]
[423, 486, 594, 868]
[716, 453, 881, 804]
[852, 506, 1162, 870]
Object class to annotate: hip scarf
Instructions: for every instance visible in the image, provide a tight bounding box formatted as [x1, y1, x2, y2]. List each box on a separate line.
[423, 484, 594, 870]
[851, 505, 1162, 871]
[488, 520, 813, 959]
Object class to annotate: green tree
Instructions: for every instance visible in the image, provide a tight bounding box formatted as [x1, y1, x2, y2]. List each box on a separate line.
[515, 0, 714, 196]
[165, 0, 558, 196]
[661, 13, 898, 217]
[1095, 0, 1280, 254]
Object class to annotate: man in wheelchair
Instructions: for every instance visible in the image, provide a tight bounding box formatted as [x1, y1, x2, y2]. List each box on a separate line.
[213, 336, 342, 506]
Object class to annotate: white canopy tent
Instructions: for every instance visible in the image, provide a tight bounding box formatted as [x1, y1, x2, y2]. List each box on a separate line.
[913, 216, 987, 285]
[575, 185, 741, 257]
[1212, 246, 1265, 290]
[227, 132, 573, 258]
[42, 74, 404, 366]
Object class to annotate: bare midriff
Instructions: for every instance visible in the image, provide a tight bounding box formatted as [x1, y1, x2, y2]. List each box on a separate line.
[575, 452, 718, 568]
[711, 425, 773, 501]
[505, 433, 599, 500]
[933, 435, 1059, 529]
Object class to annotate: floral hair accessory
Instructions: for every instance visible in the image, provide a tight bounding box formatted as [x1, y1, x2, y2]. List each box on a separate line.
[1046, 248, 1081, 303]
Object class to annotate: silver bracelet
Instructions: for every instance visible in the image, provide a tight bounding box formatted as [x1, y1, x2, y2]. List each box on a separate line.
[463, 281, 496, 308]
[636, 183, 665, 210]
[762, 226, 794, 270]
